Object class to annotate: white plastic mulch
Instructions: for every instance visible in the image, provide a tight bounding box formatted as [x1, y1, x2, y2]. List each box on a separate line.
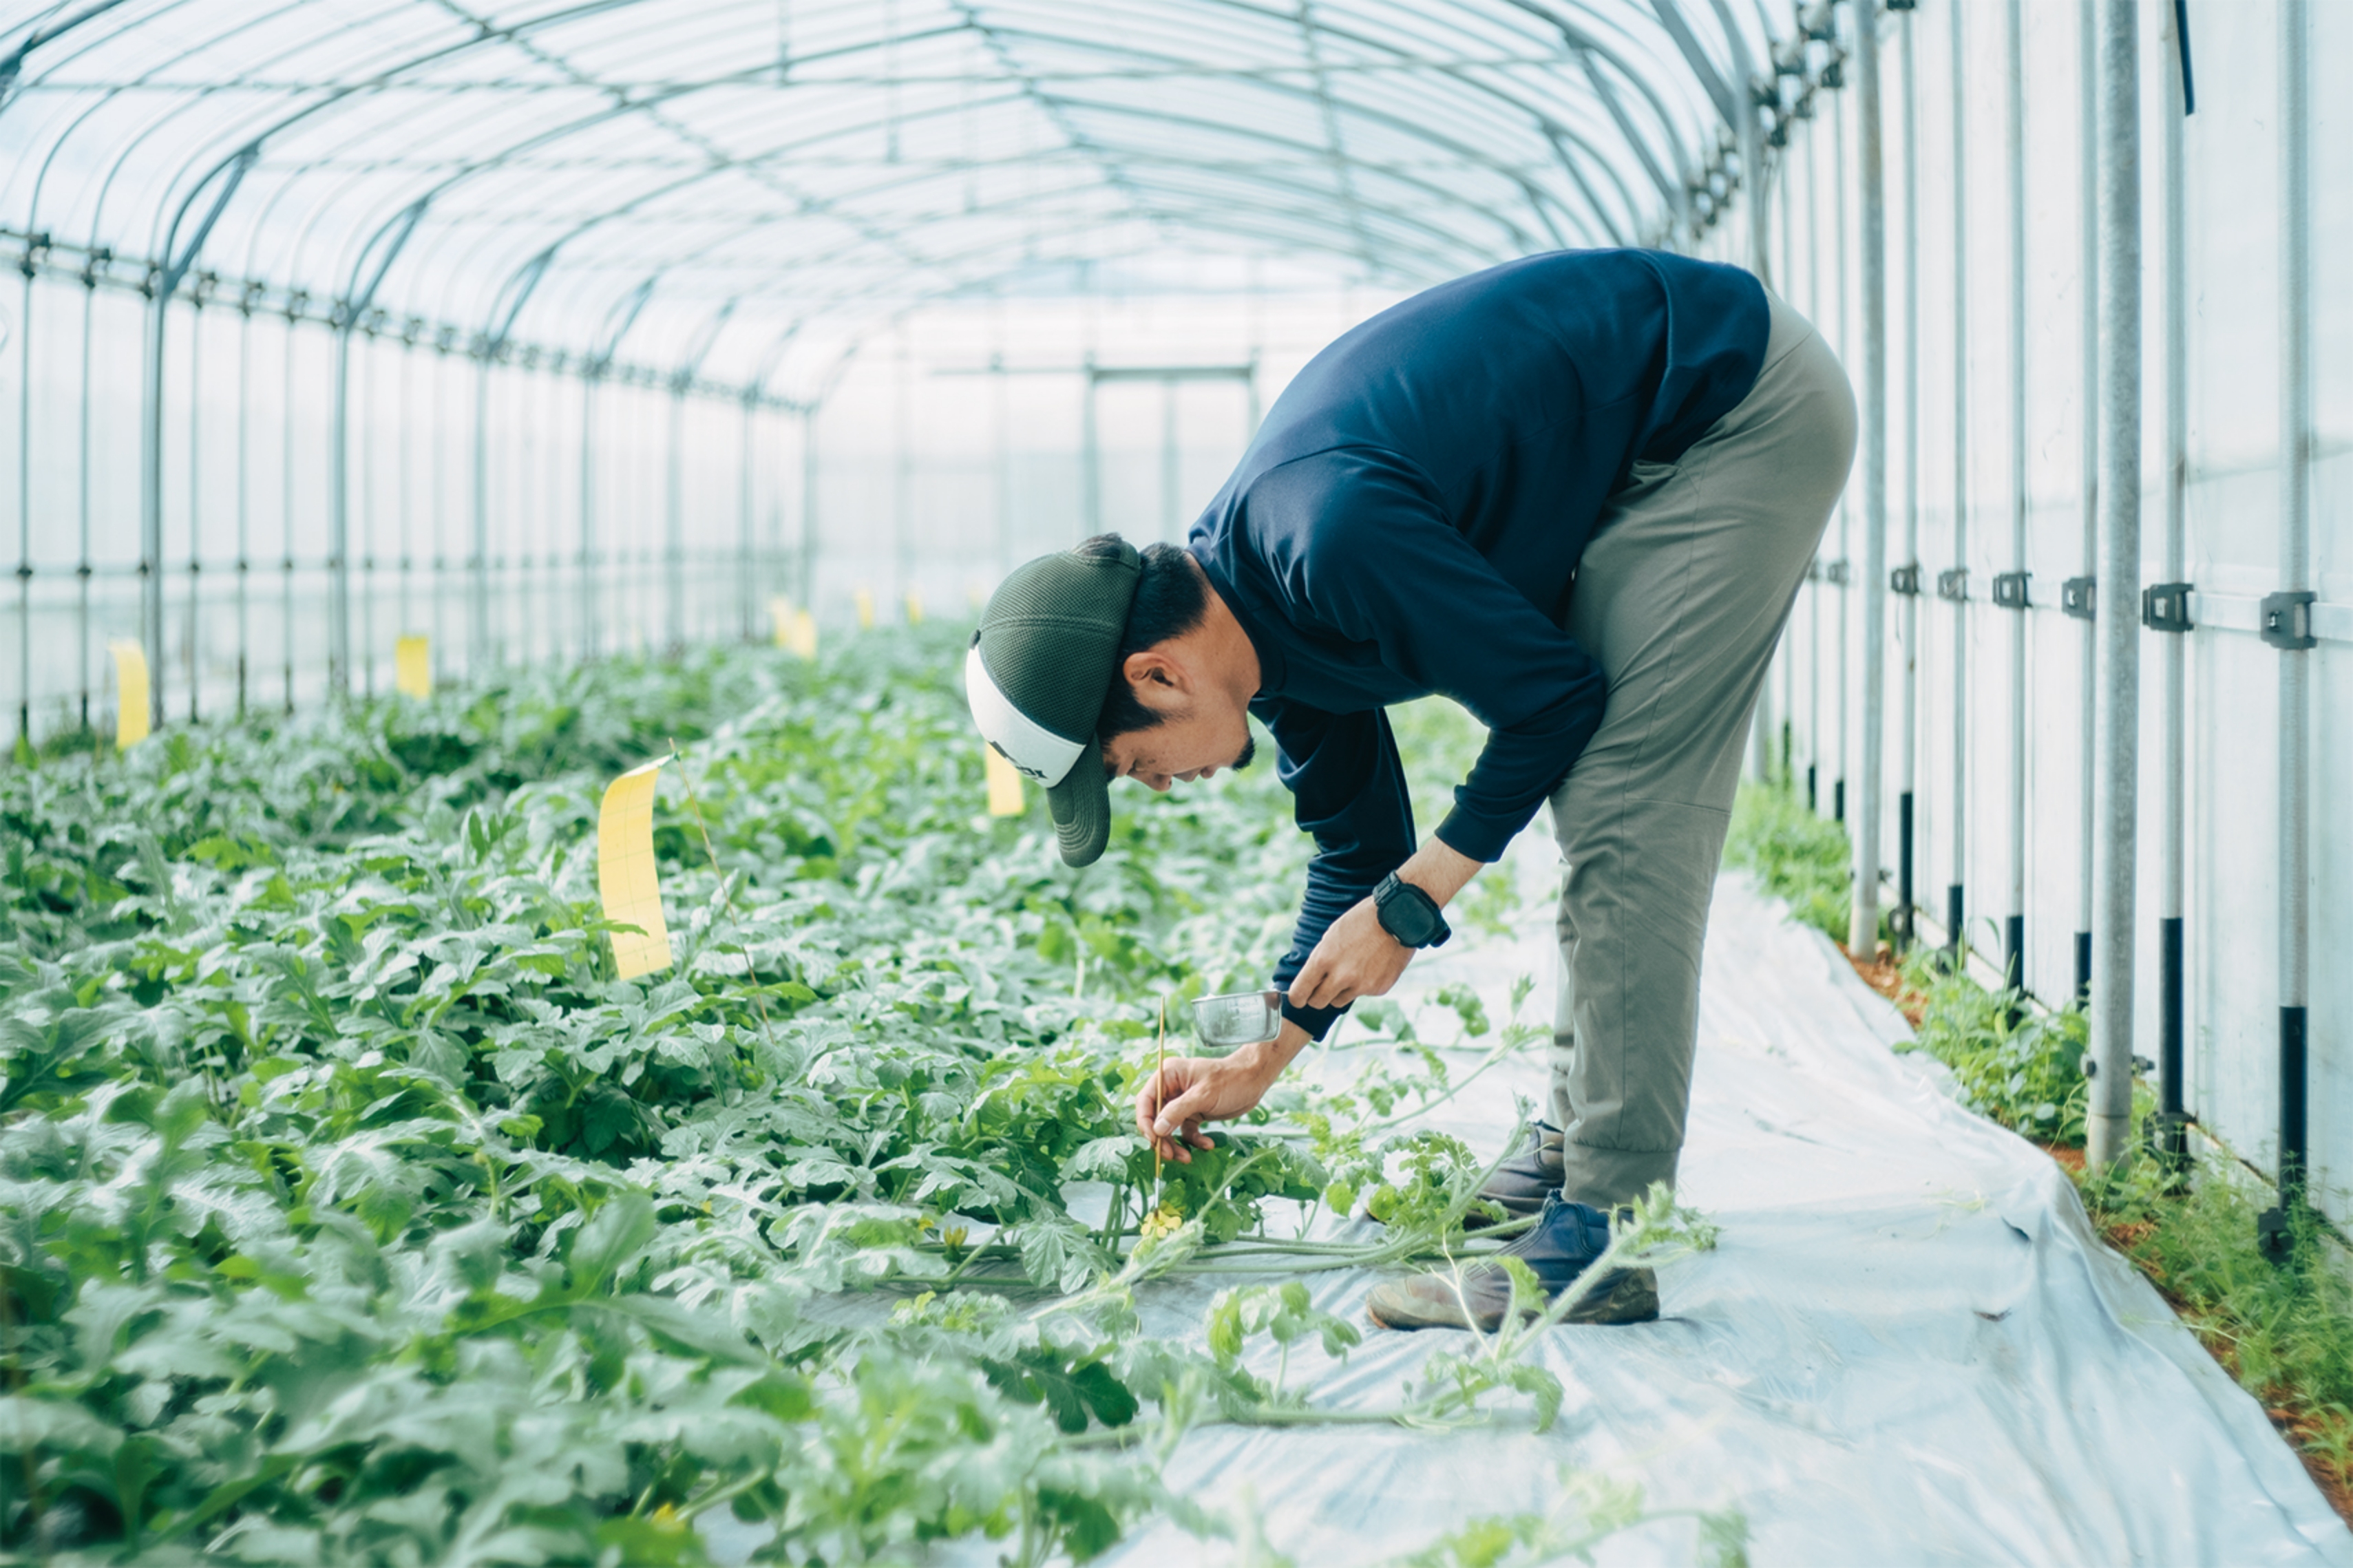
[1088, 863, 2353, 1567]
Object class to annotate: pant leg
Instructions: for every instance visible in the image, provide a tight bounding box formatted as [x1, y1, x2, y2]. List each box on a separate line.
[1547, 292, 1857, 1207]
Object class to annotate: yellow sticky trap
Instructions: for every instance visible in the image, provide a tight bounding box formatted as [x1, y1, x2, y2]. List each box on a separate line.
[598, 756, 675, 981]
[985, 745, 1024, 816]
[108, 640, 149, 750]
[905, 589, 925, 626]
[967, 581, 985, 611]
[394, 635, 431, 698]
[854, 586, 875, 630]
[769, 597, 794, 648]
[788, 611, 819, 659]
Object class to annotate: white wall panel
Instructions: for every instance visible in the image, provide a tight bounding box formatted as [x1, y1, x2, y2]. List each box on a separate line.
[1769, 0, 2346, 1224]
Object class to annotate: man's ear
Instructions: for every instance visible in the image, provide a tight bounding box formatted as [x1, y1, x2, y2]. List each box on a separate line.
[1121, 646, 1192, 712]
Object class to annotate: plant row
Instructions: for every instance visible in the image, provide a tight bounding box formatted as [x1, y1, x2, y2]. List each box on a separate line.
[1, 633, 1732, 1566]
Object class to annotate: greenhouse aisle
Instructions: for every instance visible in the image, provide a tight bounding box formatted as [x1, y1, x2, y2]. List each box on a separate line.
[1102, 860, 2353, 1567]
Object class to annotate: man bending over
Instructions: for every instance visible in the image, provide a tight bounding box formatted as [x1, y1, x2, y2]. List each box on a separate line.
[962, 248, 1855, 1331]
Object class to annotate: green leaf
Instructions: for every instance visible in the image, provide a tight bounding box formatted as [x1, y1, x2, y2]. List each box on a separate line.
[981, 1348, 1138, 1434]
[569, 1191, 657, 1291]
[1038, 1486, 1126, 1561]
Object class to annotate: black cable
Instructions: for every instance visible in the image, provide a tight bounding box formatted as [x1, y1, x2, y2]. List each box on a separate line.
[2175, 0, 2196, 116]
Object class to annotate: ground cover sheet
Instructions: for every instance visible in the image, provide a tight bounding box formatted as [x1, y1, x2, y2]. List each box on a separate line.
[717, 864, 2353, 1566]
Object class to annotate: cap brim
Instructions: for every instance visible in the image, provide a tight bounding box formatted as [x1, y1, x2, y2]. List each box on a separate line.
[1045, 754, 1112, 867]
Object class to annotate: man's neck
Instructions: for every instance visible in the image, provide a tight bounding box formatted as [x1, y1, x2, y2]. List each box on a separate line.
[1188, 555, 1263, 701]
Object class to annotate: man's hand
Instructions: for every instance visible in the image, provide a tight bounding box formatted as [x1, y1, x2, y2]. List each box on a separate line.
[1287, 836, 1481, 1013]
[1287, 895, 1411, 1011]
[1135, 1030, 1304, 1163]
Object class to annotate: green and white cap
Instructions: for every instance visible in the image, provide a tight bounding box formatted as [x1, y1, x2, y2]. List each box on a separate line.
[964, 540, 1143, 867]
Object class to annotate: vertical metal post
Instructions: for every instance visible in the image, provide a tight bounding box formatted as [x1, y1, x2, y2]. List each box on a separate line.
[2076, 0, 2100, 1006]
[2003, 0, 2029, 997]
[1080, 358, 1100, 539]
[1804, 117, 1822, 815]
[16, 261, 32, 746]
[893, 336, 911, 617]
[666, 385, 686, 652]
[768, 403, 786, 615]
[525, 364, 544, 663]
[1897, 6, 1920, 951]
[187, 299, 202, 723]
[2264, 0, 2312, 1234]
[398, 332, 412, 663]
[2157, 0, 2191, 1163]
[1781, 160, 1797, 786]
[1159, 376, 1179, 544]
[1742, 45, 1770, 288]
[535, 365, 551, 661]
[330, 326, 357, 697]
[1744, 63, 1773, 787]
[799, 403, 819, 615]
[280, 299, 297, 711]
[1833, 60, 1850, 829]
[1826, 67, 1844, 824]
[1947, 0, 1971, 966]
[78, 266, 95, 733]
[579, 373, 598, 657]
[2087, 0, 2142, 1174]
[140, 289, 168, 732]
[1245, 262, 1265, 436]
[431, 335, 447, 687]
[995, 357, 1014, 578]
[1850, 0, 1887, 956]
[235, 295, 251, 716]
[739, 394, 755, 641]
[472, 354, 492, 672]
[361, 332, 376, 694]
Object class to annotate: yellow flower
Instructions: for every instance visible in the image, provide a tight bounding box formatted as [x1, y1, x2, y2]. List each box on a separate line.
[1139, 1203, 1185, 1241]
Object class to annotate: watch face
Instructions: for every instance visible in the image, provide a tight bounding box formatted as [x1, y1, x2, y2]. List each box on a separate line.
[1381, 882, 1435, 946]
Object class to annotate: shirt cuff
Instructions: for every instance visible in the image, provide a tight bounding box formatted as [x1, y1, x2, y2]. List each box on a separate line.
[1280, 995, 1346, 1042]
[1434, 805, 1521, 865]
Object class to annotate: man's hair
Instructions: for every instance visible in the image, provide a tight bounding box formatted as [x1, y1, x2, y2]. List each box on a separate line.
[1076, 533, 1208, 743]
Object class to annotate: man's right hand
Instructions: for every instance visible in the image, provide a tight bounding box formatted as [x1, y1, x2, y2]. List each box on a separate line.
[1134, 1023, 1310, 1162]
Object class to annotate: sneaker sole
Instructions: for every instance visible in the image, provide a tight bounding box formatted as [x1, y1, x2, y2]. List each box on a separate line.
[1365, 1268, 1660, 1333]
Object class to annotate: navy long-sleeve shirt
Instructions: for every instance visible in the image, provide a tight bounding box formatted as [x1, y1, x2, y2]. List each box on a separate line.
[1186, 248, 1769, 1039]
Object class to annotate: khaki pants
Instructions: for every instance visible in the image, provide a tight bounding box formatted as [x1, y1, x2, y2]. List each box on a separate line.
[1548, 291, 1857, 1207]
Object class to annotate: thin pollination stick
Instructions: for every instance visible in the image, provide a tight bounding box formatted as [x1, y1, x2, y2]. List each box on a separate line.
[1140, 995, 1183, 1241]
[1155, 995, 1165, 1197]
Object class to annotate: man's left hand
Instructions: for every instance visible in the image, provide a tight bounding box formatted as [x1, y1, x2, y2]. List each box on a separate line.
[1287, 895, 1412, 1011]
[1287, 837, 1482, 1012]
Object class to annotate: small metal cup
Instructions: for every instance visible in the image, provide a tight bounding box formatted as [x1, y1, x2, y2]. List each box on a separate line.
[1192, 989, 1285, 1050]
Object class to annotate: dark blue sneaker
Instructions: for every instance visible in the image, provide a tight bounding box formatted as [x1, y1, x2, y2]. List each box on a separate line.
[1365, 1194, 1660, 1331]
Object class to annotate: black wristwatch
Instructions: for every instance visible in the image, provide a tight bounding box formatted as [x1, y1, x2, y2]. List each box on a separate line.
[1373, 871, 1452, 949]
